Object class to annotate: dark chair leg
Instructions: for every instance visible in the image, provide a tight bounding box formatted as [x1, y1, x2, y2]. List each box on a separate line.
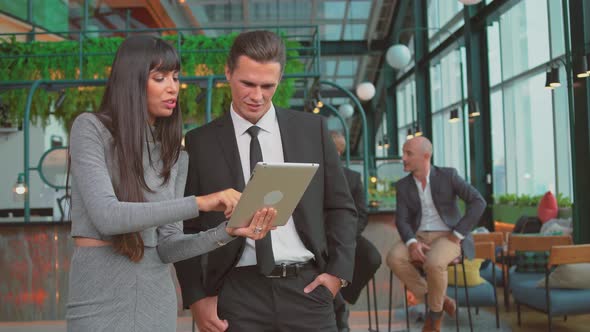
[388, 270, 393, 332]
[404, 285, 409, 332]
[372, 277, 379, 332]
[424, 293, 428, 318]
[475, 307, 479, 315]
[516, 303, 521, 326]
[548, 312, 553, 332]
[504, 255, 511, 311]
[192, 317, 195, 332]
[461, 260, 473, 332]
[492, 266, 500, 329]
[454, 267, 459, 332]
[564, 315, 567, 322]
[367, 281, 373, 332]
[494, 289, 500, 328]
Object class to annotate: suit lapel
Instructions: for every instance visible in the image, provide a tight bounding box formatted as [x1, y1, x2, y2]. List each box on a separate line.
[215, 112, 246, 191]
[429, 167, 444, 216]
[429, 167, 439, 196]
[405, 175, 421, 208]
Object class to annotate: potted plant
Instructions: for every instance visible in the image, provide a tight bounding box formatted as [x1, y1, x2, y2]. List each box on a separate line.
[556, 193, 573, 218]
[492, 193, 541, 224]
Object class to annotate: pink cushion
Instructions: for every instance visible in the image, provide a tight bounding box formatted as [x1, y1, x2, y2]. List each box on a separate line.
[538, 191, 558, 223]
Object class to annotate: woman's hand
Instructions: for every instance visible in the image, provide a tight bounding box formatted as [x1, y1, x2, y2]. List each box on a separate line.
[226, 208, 277, 240]
[196, 189, 241, 218]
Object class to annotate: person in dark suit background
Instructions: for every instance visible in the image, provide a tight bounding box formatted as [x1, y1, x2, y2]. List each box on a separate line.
[174, 30, 358, 332]
[330, 131, 382, 332]
[386, 136, 485, 332]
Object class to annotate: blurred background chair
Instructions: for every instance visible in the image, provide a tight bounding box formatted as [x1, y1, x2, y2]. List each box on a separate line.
[388, 248, 473, 332]
[446, 241, 499, 328]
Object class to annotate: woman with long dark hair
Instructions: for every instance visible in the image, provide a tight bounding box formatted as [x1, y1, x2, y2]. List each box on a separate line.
[65, 35, 276, 331]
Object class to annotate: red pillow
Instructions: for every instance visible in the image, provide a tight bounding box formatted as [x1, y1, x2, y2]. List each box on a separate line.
[538, 191, 558, 223]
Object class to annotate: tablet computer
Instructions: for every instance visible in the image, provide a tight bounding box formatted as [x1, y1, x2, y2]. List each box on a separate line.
[227, 162, 319, 228]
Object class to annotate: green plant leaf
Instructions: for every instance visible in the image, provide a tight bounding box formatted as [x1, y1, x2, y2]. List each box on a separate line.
[1, 34, 304, 128]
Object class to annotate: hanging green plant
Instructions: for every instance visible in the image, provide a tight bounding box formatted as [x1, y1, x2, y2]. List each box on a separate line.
[0, 33, 305, 127]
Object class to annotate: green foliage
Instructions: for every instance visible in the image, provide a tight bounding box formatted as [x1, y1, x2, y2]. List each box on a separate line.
[0, 33, 304, 127]
[494, 193, 572, 208]
[556, 192, 572, 208]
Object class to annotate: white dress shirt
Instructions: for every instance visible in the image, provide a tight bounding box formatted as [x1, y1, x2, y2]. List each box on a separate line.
[405, 170, 464, 247]
[230, 104, 314, 266]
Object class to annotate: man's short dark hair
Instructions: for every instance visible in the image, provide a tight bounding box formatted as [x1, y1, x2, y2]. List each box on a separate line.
[227, 30, 286, 74]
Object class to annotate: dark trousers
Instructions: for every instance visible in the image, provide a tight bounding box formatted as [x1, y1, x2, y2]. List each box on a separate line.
[218, 264, 337, 332]
[341, 236, 382, 304]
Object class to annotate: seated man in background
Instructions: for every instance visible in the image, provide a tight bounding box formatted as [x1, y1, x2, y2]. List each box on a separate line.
[330, 131, 382, 332]
[386, 136, 485, 332]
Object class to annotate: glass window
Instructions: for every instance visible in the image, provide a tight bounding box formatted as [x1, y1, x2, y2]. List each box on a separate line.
[336, 59, 358, 76]
[396, 76, 416, 155]
[431, 48, 464, 111]
[428, 0, 462, 33]
[430, 62, 442, 111]
[349, 1, 372, 19]
[547, 0, 565, 57]
[502, 72, 555, 194]
[342, 23, 366, 40]
[322, 24, 342, 41]
[430, 47, 468, 178]
[334, 77, 354, 88]
[321, 59, 337, 76]
[278, 1, 311, 20]
[319, 1, 347, 19]
[487, 21, 502, 87]
[487, 0, 571, 199]
[432, 109, 466, 178]
[490, 89, 506, 194]
[427, 0, 463, 50]
[440, 49, 463, 106]
[551, 68, 572, 199]
[499, 0, 550, 81]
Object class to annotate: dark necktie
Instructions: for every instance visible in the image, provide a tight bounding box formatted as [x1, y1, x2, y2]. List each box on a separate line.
[246, 125, 275, 275]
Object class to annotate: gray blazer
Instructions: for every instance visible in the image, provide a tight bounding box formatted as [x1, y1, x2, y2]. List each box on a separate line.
[395, 166, 485, 258]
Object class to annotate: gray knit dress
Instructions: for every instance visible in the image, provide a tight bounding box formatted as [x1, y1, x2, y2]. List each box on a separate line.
[66, 113, 235, 331]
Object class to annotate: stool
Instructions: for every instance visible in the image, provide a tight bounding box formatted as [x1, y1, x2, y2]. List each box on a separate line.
[366, 276, 379, 332]
[388, 254, 473, 332]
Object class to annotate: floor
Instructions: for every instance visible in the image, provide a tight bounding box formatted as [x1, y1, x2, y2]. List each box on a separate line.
[1, 216, 589, 331]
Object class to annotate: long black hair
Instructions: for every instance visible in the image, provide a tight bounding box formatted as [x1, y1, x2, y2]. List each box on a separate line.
[96, 35, 183, 261]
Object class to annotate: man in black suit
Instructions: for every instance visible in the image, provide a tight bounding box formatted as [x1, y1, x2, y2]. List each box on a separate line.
[386, 136, 485, 332]
[175, 30, 357, 332]
[330, 131, 382, 332]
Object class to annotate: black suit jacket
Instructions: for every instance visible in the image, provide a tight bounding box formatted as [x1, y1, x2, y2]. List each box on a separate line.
[395, 166, 485, 258]
[340, 167, 382, 303]
[174, 108, 358, 306]
[342, 167, 368, 236]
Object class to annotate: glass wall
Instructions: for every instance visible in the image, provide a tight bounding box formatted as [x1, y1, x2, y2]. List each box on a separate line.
[395, 76, 416, 156]
[487, 0, 572, 199]
[430, 47, 468, 179]
[427, 0, 464, 50]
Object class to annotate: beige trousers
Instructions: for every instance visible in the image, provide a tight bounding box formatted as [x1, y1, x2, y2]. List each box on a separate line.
[386, 231, 461, 312]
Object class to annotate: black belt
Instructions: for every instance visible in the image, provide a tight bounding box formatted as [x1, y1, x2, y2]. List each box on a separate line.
[266, 262, 315, 278]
